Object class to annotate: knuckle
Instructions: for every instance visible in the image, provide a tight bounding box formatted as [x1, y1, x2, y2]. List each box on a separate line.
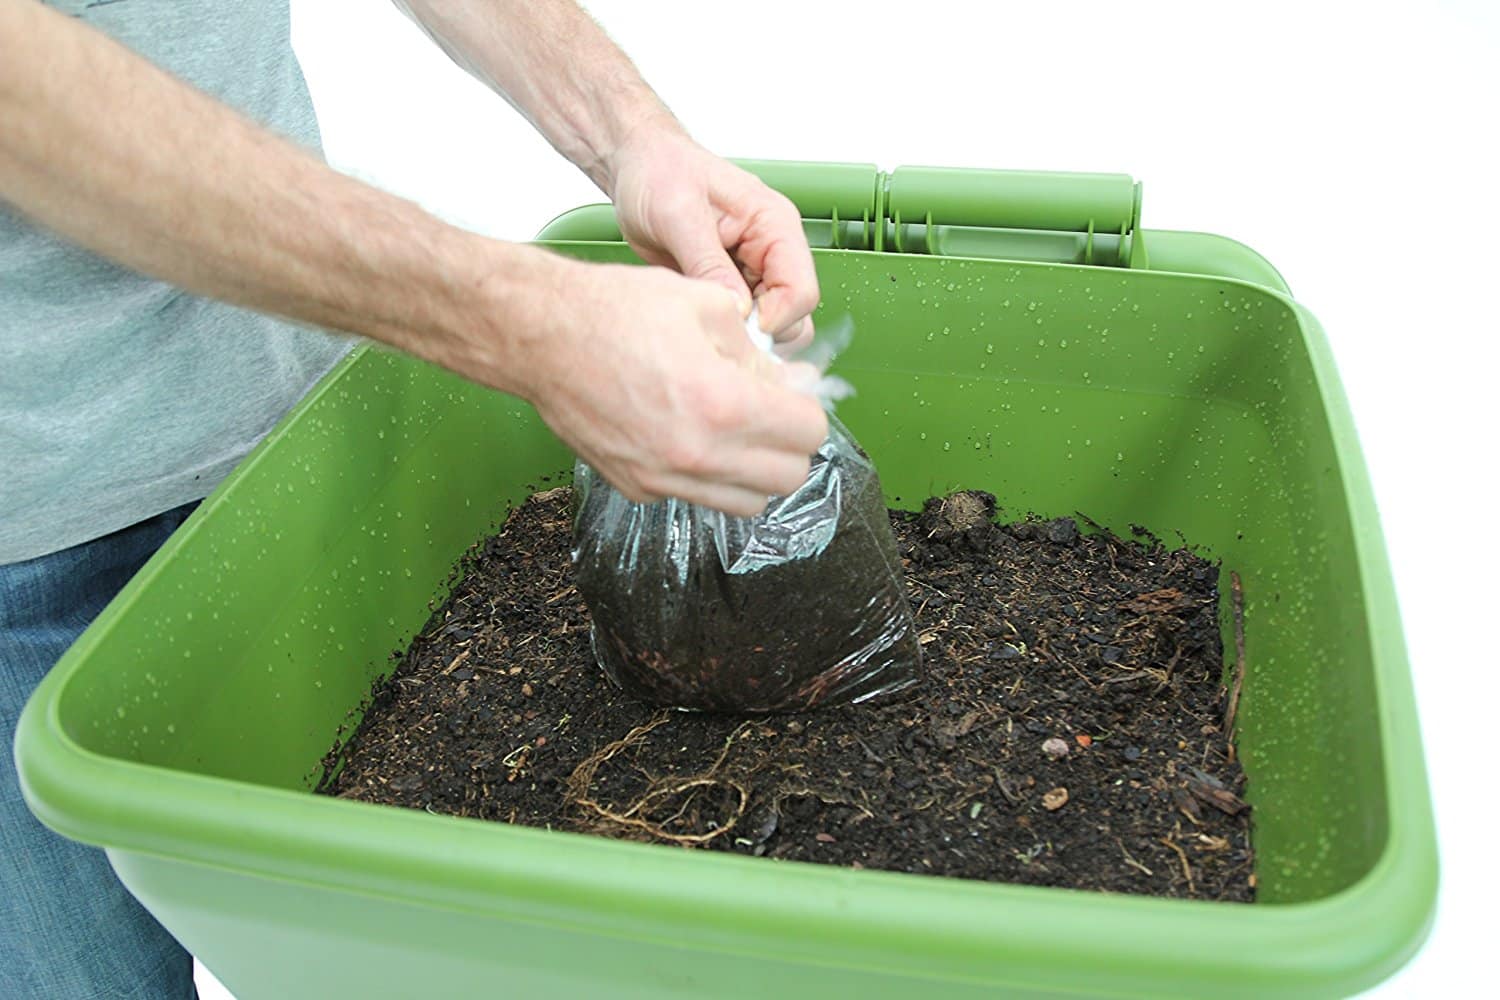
[789, 286, 820, 320]
[661, 432, 712, 477]
[771, 190, 800, 221]
[688, 377, 745, 431]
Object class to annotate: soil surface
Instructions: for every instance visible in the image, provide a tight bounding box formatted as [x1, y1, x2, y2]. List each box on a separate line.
[323, 488, 1254, 901]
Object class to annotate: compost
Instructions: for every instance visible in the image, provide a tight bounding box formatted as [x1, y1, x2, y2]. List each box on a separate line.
[323, 488, 1254, 901]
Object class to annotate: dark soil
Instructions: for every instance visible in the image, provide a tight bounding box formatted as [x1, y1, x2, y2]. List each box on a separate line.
[323, 488, 1254, 901]
[573, 420, 921, 712]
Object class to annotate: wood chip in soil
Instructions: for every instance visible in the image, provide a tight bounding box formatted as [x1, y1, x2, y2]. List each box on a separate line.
[322, 488, 1254, 901]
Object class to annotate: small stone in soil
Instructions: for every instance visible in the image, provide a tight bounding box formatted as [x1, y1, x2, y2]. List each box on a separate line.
[1045, 519, 1079, 544]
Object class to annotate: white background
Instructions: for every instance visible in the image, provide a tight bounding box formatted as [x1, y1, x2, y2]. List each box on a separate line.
[194, 1, 1495, 995]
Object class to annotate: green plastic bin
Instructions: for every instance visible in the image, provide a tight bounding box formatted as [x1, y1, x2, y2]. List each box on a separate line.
[15, 164, 1437, 999]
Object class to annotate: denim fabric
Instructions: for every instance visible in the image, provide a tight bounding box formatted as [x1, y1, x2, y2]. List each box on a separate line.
[3, 504, 198, 999]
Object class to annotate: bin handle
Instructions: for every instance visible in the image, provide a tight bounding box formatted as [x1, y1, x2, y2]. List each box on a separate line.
[732, 161, 1144, 267]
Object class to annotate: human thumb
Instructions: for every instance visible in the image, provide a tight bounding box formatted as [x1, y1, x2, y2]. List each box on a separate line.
[669, 211, 753, 314]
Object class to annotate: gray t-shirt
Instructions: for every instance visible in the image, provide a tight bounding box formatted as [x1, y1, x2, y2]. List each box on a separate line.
[1, 0, 350, 564]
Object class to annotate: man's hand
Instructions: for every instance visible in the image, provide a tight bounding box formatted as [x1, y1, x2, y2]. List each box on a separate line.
[396, 1, 823, 352]
[606, 123, 819, 353]
[505, 259, 828, 516]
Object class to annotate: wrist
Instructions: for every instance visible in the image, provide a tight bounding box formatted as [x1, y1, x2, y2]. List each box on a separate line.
[439, 240, 579, 403]
[585, 106, 686, 197]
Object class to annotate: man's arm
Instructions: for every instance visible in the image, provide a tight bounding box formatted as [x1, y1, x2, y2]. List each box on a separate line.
[396, 0, 820, 345]
[395, 0, 668, 193]
[0, 0, 824, 515]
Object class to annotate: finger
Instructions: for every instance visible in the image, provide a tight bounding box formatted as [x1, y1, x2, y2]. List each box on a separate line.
[642, 472, 771, 518]
[693, 446, 812, 498]
[748, 223, 819, 335]
[740, 375, 830, 455]
[665, 208, 753, 314]
[755, 273, 820, 337]
[772, 315, 815, 357]
[699, 292, 762, 367]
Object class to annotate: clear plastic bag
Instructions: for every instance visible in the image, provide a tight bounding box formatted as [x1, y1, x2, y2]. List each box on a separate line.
[570, 318, 921, 713]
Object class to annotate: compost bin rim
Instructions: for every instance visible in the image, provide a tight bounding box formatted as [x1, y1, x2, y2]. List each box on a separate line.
[535, 235, 1297, 302]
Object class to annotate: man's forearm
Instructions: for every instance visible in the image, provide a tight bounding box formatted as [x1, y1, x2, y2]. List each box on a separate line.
[0, 0, 557, 394]
[395, 0, 679, 193]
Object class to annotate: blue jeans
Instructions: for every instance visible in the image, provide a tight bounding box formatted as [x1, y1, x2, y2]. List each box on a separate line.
[2, 504, 199, 999]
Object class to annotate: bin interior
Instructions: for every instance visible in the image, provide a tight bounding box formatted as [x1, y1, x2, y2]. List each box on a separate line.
[50, 245, 1387, 908]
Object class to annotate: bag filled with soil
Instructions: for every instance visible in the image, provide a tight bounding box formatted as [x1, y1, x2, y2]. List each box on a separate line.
[572, 413, 921, 712]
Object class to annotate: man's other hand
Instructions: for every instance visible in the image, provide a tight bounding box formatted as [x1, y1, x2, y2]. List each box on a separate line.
[606, 123, 819, 354]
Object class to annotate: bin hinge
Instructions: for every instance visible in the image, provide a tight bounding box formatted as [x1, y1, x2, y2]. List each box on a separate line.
[702, 162, 1153, 268]
[731, 162, 1148, 268]
[877, 167, 1148, 269]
